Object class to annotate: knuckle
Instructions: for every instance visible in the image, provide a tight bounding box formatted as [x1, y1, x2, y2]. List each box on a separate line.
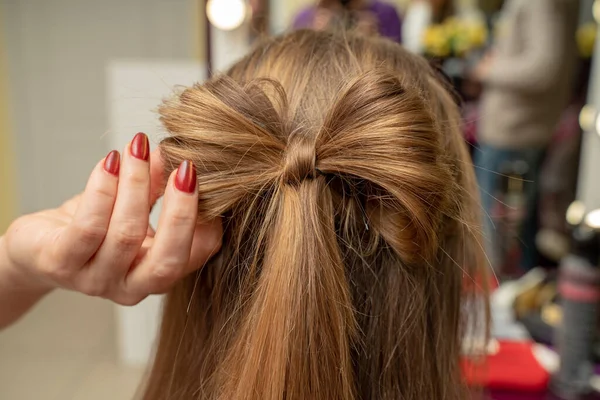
[112, 225, 145, 250]
[77, 280, 110, 298]
[166, 212, 193, 229]
[152, 263, 181, 282]
[74, 222, 107, 245]
[113, 294, 145, 306]
[41, 263, 70, 283]
[127, 170, 149, 187]
[92, 184, 116, 202]
[148, 263, 182, 290]
[42, 248, 73, 281]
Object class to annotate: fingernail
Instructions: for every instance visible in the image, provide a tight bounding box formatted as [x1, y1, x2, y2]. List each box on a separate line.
[103, 150, 120, 176]
[175, 160, 197, 194]
[130, 132, 150, 161]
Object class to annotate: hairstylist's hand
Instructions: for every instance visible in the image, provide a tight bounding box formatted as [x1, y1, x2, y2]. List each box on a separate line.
[2, 133, 222, 309]
[473, 51, 495, 82]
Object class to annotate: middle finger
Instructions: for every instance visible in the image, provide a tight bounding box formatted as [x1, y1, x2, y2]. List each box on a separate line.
[86, 133, 151, 293]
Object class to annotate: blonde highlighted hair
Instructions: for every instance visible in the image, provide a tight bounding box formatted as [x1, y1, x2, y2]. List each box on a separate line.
[143, 30, 487, 400]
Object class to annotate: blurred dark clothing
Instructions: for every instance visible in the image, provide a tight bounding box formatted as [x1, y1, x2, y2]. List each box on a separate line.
[293, 1, 402, 42]
[538, 58, 590, 247]
[479, 0, 579, 149]
[538, 104, 581, 244]
[475, 0, 579, 272]
[475, 144, 545, 272]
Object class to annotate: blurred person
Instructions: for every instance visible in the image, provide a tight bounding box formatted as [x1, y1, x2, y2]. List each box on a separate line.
[293, 0, 403, 42]
[0, 134, 221, 329]
[478, 0, 506, 31]
[0, 30, 488, 400]
[403, 0, 454, 53]
[473, 0, 580, 273]
[537, 57, 591, 262]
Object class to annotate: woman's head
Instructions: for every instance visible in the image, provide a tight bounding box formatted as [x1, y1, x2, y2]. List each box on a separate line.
[145, 30, 486, 400]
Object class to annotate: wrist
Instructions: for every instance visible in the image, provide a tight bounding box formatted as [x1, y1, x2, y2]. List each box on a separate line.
[0, 235, 53, 297]
[0, 235, 52, 329]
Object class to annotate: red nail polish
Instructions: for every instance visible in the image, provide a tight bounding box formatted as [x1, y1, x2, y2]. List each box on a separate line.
[130, 132, 150, 161]
[103, 150, 120, 176]
[175, 160, 197, 194]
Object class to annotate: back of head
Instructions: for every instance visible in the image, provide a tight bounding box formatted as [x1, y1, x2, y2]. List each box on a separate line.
[144, 30, 486, 400]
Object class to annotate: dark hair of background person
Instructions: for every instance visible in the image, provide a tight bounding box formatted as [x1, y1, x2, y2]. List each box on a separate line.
[318, 0, 364, 9]
[430, 0, 454, 23]
[141, 29, 488, 400]
[316, 0, 380, 32]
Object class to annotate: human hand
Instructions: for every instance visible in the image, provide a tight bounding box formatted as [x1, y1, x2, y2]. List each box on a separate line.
[473, 51, 494, 82]
[2, 133, 222, 306]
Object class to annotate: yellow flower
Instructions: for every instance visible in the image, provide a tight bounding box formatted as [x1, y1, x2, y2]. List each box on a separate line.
[422, 19, 488, 57]
[423, 25, 451, 57]
[577, 22, 597, 58]
[454, 34, 471, 57]
[467, 23, 488, 48]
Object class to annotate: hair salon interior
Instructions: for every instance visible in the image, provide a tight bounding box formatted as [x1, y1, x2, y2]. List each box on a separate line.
[2, 0, 600, 399]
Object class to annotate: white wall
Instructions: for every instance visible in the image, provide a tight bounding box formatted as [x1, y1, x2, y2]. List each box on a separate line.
[1, 0, 198, 214]
[107, 60, 204, 366]
[1, 0, 200, 366]
[211, 23, 252, 73]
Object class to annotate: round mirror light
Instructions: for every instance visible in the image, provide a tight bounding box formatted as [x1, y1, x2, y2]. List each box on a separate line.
[585, 208, 600, 230]
[206, 0, 248, 31]
[580, 104, 596, 132]
[594, 0, 600, 25]
[566, 201, 586, 227]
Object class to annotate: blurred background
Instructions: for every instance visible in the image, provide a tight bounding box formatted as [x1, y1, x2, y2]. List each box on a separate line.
[2, 0, 600, 399]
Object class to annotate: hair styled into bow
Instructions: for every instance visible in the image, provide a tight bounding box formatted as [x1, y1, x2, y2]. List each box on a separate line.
[143, 29, 487, 400]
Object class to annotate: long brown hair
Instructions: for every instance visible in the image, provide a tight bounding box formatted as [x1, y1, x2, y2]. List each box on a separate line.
[143, 30, 487, 400]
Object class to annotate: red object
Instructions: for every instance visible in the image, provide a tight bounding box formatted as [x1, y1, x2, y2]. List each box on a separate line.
[462, 341, 549, 393]
[462, 272, 498, 294]
[462, 102, 479, 144]
[560, 280, 600, 302]
[130, 132, 150, 161]
[175, 160, 197, 194]
[103, 150, 120, 176]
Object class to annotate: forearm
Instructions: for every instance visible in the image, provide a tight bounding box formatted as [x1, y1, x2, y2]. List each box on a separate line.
[0, 236, 51, 329]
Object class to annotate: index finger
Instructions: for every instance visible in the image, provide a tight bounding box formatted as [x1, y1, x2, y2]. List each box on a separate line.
[55, 152, 120, 268]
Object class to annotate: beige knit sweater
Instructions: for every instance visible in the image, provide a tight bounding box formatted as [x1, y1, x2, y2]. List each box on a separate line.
[479, 0, 580, 149]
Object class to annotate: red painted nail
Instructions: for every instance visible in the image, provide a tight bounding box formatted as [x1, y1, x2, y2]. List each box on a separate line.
[103, 150, 120, 176]
[130, 132, 149, 161]
[175, 160, 197, 194]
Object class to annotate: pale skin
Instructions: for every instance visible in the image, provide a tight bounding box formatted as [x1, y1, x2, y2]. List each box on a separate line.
[0, 136, 222, 329]
[473, 51, 495, 82]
